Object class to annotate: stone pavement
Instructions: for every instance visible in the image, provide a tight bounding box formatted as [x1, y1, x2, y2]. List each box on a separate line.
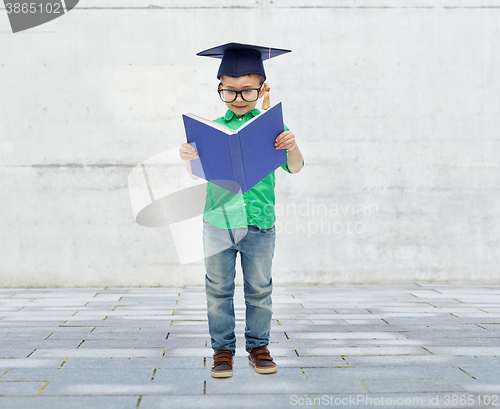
[0, 284, 499, 409]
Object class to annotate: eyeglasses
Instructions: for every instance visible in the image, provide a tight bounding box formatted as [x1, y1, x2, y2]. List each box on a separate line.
[218, 85, 263, 103]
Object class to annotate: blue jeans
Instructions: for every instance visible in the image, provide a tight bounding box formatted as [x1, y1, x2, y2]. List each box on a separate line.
[203, 219, 276, 355]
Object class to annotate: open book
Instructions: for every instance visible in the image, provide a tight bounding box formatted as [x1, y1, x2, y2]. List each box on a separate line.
[182, 102, 287, 194]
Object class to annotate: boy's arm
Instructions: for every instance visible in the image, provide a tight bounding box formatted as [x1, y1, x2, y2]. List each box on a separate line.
[275, 130, 304, 174]
[285, 143, 304, 173]
[179, 142, 200, 180]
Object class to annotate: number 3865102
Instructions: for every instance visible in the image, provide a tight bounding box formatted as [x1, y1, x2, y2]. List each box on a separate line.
[5, 3, 63, 14]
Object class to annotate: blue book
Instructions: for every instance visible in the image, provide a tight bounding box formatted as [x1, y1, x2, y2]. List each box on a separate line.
[182, 102, 287, 194]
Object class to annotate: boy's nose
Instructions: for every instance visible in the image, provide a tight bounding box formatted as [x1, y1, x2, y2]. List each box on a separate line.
[235, 93, 244, 102]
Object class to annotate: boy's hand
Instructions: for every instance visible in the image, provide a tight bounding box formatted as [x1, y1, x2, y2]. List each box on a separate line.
[275, 131, 296, 151]
[179, 142, 199, 160]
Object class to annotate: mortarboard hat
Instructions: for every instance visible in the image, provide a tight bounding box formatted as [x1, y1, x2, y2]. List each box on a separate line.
[196, 42, 291, 80]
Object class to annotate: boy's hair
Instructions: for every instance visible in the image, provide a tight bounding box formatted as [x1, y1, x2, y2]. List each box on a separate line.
[219, 73, 265, 86]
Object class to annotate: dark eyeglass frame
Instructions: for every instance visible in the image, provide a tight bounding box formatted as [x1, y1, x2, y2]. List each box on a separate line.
[217, 84, 263, 103]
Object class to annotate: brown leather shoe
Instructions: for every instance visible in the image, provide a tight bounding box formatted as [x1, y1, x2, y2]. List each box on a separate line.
[210, 349, 234, 378]
[248, 346, 277, 374]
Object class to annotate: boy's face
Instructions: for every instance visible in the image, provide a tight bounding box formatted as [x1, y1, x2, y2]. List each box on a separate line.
[219, 75, 266, 116]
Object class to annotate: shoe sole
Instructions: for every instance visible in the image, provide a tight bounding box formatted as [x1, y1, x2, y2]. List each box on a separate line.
[249, 359, 278, 374]
[210, 369, 233, 378]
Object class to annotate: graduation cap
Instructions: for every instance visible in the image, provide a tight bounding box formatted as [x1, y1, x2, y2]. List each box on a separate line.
[197, 42, 291, 109]
[197, 42, 291, 80]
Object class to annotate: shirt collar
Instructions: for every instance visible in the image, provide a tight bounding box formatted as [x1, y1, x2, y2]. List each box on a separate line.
[223, 108, 260, 122]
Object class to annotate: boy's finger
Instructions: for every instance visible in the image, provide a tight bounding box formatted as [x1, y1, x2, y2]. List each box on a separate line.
[276, 131, 287, 140]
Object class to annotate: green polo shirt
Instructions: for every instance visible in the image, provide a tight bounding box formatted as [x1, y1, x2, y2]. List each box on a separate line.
[203, 108, 303, 230]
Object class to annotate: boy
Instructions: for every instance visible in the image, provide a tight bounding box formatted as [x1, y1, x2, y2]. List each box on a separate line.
[179, 43, 304, 378]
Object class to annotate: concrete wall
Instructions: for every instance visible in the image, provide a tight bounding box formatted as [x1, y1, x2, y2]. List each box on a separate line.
[1, 0, 499, 287]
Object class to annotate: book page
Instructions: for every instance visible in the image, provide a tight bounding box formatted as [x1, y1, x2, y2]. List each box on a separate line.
[183, 113, 235, 135]
[236, 104, 275, 132]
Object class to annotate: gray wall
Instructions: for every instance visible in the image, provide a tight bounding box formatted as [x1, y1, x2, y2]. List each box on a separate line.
[1, 0, 499, 287]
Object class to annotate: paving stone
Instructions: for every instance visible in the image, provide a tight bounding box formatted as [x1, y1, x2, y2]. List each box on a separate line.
[362, 378, 466, 393]
[0, 332, 54, 341]
[277, 324, 410, 333]
[0, 380, 48, 396]
[402, 329, 493, 338]
[60, 319, 171, 327]
[343, 355, 500, 367]
[295, 345, 430, 357]
[2, 316, 88, 322]
[40, 381, 185, 396]
[57, 357, 201, 369]
[29, 348, 165, 358]
[163, 347, 221, 358]
[462, 383, 500, 395]
[418, 338, 500, 347]
[0, 349, 37, 359]
[7, 340, 85, 349]
[337, 319, 397, 325]
[279, 338, 421, 349]
[3, 310, 80, 316]
[268, 356, 348, 367]
[477, 324, 500, 331]
[47, 331, 170, 341]
[0, 396, 138, 409]
[1, 368, 153, 383]
[0, 321, 68, 327]
[139, 393, 300, 409]
[76, 339, 169, 349]
[379, 317, 469, 325]
[418, 346, 500, 356]
[89, 327, 170, 335]
[384, 323, 489, 331]
[328, 308, 373, 314]
[457, 366, 500, 383]
[111, 305, 178, 310]
[72, 310, 176, 316]
[0, 358, 63, 369]
[303, 366, 474, 383]
[25, 301, 92, 306]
